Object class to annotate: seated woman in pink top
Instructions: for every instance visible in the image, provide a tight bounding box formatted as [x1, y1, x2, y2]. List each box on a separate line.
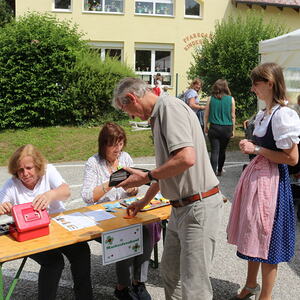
[227, 63, 300, 300]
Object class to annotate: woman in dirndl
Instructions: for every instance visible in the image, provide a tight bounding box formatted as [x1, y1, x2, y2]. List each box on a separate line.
[227, 62, 300, 300]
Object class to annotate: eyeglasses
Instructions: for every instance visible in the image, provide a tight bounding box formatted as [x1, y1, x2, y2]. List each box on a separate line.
[118, 99, 129, 111]
[118, 102, 125, 110]
[118, 100, 135, 119]
[110, 141, 124, 148]
[252, 78, 268, 84]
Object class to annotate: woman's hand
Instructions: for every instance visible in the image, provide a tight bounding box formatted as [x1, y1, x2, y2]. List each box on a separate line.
[32, 191, 52, 211]
[0, 202, 13, 215]
[125, 187, 138, 196]
[204, 126, 209, 134]
[239, 139, 255, 154]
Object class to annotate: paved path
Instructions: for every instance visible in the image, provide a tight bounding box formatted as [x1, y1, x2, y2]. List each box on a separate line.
[1, 152, 300, 299]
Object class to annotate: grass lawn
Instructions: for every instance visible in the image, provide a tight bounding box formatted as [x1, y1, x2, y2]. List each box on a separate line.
[0, 123, 245, 166]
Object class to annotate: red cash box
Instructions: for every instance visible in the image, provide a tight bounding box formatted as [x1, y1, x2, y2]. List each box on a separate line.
[9, 203, 50, 242]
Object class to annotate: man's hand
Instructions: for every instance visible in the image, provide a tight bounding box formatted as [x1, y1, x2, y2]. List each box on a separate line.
[0, 202, 13, 215]
[117, 167, 149, 189]
[32, 192, 52, 211]
[239, 139, 255, 154]
[127, 197, 150, 217]
[243, 119, 249, 130]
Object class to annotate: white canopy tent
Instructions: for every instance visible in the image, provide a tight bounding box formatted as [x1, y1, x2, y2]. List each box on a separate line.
[259, 29, 300, 104]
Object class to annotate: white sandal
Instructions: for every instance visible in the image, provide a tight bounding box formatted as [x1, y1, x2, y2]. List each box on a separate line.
[230, 284, 261, 300]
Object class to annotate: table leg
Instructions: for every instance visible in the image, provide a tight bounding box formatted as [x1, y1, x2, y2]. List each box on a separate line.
[161, 219, 168, 244]
[150, 243, 159, 269]
[0, 257, 27, 300]
[150, 220, 168, 269]
[0, 263, 4, 300]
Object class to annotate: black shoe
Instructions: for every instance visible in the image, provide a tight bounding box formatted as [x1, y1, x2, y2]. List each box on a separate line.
[114, 287, 139, 300]
[133, 282, 151, 300]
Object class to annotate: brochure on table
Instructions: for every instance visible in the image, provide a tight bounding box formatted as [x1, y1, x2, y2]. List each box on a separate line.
[52, 209, 115, 231]
[120, 192, 170, 211]
[102, 224, 143, 265]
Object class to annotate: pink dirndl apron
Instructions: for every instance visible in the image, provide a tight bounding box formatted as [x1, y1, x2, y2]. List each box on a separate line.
[227, 155, 279, 259]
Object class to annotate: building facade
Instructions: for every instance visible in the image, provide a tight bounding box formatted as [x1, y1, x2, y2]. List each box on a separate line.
[16, 0, 300, 95]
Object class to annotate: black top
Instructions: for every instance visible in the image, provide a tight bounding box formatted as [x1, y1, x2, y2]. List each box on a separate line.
[253, 107, 281, 152]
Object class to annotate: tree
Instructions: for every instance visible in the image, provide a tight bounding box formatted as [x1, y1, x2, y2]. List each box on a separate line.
[0, 0, 13, 27]
[0, 12, 87, 128]
[188, 11, 287, 121]
[0, 12, 135, 129]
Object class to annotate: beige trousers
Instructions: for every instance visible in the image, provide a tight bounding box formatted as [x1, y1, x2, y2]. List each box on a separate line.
[160, 192, 223, 300]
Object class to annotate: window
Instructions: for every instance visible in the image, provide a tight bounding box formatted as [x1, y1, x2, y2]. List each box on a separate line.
[94, 48, 122, 60]
[83, 0, 124, 13]
[135, 0, 174, 16]
[89, 42, 123, 61]
[54, 0, 71, 10]
[185, 0, 201, 17]
[105, 49, 122, 60]
[135, 44, 172, 86]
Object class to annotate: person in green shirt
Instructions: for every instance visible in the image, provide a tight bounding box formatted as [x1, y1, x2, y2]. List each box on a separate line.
[204, 79, 236, 175]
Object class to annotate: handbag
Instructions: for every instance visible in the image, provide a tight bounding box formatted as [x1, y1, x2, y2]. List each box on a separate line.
[146, 222, 162, 247]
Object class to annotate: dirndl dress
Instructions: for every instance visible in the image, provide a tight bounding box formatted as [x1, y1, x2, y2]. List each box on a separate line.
[237, 163, 295, 264]
[237, 107, 296, 264]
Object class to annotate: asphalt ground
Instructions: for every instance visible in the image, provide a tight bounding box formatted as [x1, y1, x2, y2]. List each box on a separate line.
[1, 151, 300, 299]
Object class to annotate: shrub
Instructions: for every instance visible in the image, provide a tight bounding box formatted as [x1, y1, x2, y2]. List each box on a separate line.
[188, 11, 287, 122]
[0, 12, 87, 129]
[0, 12, 136, 129]
[62, 51, 136, 125]
[0, 0, 13, 28]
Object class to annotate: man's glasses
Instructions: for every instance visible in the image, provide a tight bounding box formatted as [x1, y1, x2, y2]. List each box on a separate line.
[118, 100, 134, 119]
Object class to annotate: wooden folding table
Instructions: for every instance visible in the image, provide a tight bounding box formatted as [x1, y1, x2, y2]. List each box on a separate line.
[0, 202, 170, 300]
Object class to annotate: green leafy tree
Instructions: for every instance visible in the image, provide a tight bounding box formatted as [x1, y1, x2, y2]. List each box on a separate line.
[188, 11, 287, 121]
[0, 0, 13, 27]
[0, 12, 87, 128]
[0, 12, 135, 129]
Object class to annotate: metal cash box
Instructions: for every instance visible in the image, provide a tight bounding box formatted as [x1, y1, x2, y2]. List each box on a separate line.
[9, 203, 50, 242]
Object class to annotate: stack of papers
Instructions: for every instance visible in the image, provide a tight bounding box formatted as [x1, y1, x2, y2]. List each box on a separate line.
[53, 209, 116, 231]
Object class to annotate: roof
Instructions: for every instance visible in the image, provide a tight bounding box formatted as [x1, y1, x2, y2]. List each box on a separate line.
[232, 0, 300, 10]
[259, 29, 300, 53]
[259, 29, 300, 68]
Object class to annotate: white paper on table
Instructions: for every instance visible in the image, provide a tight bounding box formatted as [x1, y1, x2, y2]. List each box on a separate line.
[53, 212, 97, 231]
[82, 209, 116, 222]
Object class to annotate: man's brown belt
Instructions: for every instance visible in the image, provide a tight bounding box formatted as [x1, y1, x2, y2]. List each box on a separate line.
[170, 186, 220, 208]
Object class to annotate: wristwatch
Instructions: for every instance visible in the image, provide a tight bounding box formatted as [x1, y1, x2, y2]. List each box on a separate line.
[254, 145, 261, 155]
[147, 170, 158, 183]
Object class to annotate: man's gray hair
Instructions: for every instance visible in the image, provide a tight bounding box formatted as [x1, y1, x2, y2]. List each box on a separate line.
[112, 77, 149, 109]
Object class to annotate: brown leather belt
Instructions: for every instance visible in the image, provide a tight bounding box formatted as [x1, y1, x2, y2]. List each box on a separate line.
[170, 186, 220, 208]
